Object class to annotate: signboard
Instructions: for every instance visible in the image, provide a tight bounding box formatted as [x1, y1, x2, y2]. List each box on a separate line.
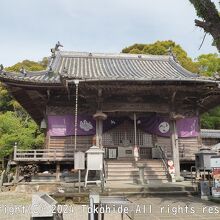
[74, 151, 85, 170]
[211, 157, 220, 168]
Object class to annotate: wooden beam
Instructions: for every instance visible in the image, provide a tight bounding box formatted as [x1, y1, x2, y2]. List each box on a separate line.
[102, 102, 169, 113]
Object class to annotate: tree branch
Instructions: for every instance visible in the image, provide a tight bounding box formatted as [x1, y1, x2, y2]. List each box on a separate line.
[194, 19, 212, 32]
[189, 0, 220, 52]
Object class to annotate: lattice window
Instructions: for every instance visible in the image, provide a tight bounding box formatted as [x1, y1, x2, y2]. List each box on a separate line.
[103, 120, 153, 147]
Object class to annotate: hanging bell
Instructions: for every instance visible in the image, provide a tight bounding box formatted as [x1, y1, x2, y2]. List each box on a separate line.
[40, 118, 47, 129]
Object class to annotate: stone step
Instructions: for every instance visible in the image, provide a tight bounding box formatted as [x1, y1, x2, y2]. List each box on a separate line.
[107, 168, 166, 172]
[105, 159, 168, 183]
[107, 171, 166, 175]
[106, 180, 169, 184]
[106, 162, 163, 166]
[106, 164, 164, 168]
[107, 176, 167, 180]
[108, 173, 166, 178]
[106, 159, 162, 162]
[107, 167, 164, 171]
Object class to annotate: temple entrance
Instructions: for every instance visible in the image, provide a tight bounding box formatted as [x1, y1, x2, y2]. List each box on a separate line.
[103, 120, 153, 160]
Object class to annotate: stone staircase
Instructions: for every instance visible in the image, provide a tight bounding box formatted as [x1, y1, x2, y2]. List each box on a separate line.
[105, 159, 169, 183]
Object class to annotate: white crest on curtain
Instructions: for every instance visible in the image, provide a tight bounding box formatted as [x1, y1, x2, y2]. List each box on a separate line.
[80, 120, 93, 131]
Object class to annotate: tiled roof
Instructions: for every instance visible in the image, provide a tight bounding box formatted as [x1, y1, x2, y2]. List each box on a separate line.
[0, 70, 60, 84]
[0, 51, 217, 84]
[201, 129, 220, 139]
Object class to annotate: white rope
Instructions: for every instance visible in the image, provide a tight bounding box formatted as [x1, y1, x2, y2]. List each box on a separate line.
[74, 80, 79, 151]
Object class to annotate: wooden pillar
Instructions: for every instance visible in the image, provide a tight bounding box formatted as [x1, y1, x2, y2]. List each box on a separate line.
[196, 109, 202, 147]
[170, 119, 180, 177]
[95, 119, 102, 148]
[56, 163, 60, 181]
[96, 119, 104, 148]
[94, 112, 107, 148]
[99, 119, 103, 147]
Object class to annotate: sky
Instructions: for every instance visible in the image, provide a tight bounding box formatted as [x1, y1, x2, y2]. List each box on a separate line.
[0, 0, 219, 66]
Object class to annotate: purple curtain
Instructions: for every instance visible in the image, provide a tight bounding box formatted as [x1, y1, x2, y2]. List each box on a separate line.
[48, 115, 96, 136]
[48, 115, 199, 137]
[103, 117, 126, 132]
[138, 115, 199, 137]
[176, 117, 199, 137]
[137, 115, 171, 137]
[48, 115, 73, 136]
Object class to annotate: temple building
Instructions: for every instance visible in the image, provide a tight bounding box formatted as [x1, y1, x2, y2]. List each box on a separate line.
[1, 45, 220, 183]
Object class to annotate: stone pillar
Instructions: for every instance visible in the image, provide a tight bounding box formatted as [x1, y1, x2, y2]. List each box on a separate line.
[170, 119, 180, 178]
[14, 142, 17, 160]
[15, 163, 19, 182]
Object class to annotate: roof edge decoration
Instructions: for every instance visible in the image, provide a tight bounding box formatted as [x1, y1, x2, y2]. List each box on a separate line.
[0, 45, 219, 85]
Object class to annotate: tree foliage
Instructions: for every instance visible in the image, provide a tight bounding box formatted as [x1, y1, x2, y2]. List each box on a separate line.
[201, 107, 220, 129]
[200, 49, 220, 130]
[0, 85, 14, 112]
[0, 112, 44, 158]
[5, 58, 48, 72]
[122, 40, 199, 73]
[189, 0, 220, 52]
[196, 53, 220, 76]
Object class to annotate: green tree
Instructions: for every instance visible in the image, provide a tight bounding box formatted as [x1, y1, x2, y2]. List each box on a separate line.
[196, 53, 220, 76]
[5, 59, 48, 72]
[196, 53, 220, 129]
[122, 40, 198, 73]
[201, 107, 220, 129]
[189, 0, 220, 52]
[0, 112, 44, 158]
[0, 85, 14, 112]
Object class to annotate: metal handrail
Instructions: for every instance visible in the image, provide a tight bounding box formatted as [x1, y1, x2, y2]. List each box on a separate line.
[103, 160, 107, 179]
[155, 145, 170, 178]
[190, 165, 196, 185]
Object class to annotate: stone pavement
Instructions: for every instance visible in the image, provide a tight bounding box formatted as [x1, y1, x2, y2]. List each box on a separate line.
[1, 192, 220, 219]
[128, 195, 220, 220]
[105, 180, 197, 194]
